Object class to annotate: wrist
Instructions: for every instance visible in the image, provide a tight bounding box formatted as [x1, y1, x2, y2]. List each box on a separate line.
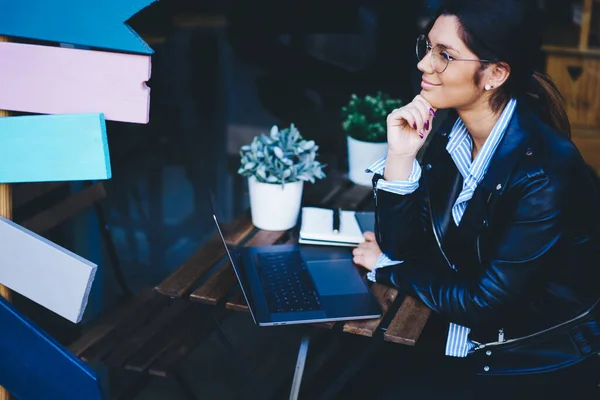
[383, 154, 416, 181]
[386, 151, 417, 162]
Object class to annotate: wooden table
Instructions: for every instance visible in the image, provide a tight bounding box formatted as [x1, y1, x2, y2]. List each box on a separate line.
[153, 175, 432, 398]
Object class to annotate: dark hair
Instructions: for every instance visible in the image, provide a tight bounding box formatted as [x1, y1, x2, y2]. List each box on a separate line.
[427, 0, 570, 136]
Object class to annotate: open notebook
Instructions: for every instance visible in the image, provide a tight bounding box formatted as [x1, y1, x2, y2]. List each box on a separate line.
[299, 207, 367, 247]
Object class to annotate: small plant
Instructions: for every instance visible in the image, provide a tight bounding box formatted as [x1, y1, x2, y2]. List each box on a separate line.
[341, 92, 403, 143]
[238, 123, 326, 186]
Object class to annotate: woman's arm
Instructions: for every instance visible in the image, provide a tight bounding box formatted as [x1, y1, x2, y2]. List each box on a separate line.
[374, 177, 430, 260]
[376, 173, 564, 328]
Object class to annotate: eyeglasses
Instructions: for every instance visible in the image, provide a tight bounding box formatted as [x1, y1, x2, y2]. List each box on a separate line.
[416, 35, 493, 74]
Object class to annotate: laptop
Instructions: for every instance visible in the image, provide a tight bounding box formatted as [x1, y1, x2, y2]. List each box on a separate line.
[213, 214, 382, 326]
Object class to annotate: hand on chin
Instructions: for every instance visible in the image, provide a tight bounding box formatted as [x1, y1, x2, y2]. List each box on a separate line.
[420, 90, 440, 110]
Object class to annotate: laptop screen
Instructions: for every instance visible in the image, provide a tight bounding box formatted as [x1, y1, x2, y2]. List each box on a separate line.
[212, 214, 258, 324]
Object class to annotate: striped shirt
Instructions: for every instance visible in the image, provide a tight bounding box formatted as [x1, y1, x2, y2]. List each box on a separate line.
[366, 98, 518, 357]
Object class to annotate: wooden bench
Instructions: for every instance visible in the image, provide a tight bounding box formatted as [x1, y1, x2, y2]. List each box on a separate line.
[64, 213, 258, 399]
[194, 181, 433, 345]
[64, 176, 431, 399]
[153, 177, 432, 398]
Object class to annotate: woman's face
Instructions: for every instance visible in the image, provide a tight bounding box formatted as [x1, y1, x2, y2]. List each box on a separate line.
[418, 15, 490, 111]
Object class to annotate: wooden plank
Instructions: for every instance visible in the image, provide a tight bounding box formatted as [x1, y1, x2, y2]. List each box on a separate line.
[0, 216, 97, 323]
[0, 113, 110, 183]
[124, 306, 202, 373]
[79, 294, 169, 362]
[0, 42, 151, 124]
[225, 291, 248, 312]
[342, 284, 398, 337]
[13, 182, 67, 209]
[148, 309, 219, 377]
[154, 214, 254, 298]
[383, 296, 431, 346]
[21, 183, 106, 235]
[68, 288, 155, 357]
[311, 321, 336, 329]
[542, 44, 600, 58]
[189, 261, 237, 305]
[580, 0, 593, 50]
[0, 296, 102, 400]
[0, 0, 156, 54]
[103, 299, 191, 368]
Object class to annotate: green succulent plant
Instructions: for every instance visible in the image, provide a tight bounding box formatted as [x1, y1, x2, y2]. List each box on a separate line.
[238, 123, 326, 186]
[341, 92, 403, 143]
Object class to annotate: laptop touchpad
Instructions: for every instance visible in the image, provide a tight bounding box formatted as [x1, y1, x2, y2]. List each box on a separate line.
[306, 260, 369, 296]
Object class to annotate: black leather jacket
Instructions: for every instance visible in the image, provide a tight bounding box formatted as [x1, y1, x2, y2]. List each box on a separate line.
[373, 100, 600, 348]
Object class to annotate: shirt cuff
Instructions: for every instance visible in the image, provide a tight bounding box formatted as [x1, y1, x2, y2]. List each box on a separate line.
[366, 253, 404, 282]
[366, 157, 421, 195]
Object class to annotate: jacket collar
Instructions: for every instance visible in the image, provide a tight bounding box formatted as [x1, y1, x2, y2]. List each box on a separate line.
[478, 100, 534, 194]
[426, 100, 535, 258]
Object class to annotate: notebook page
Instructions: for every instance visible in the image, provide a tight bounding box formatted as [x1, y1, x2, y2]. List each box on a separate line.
[299, 207, 364, 245]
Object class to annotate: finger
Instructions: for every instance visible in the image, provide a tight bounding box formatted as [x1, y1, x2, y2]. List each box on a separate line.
[388, 108, 415, 130]
[414, 95, 437, 116]
[404, 107, 425, 133]
[364, 231, 376, 241]
[354, 246, 368, 256]
[353, 254, 364, 266]
[410, 100, 432, 131]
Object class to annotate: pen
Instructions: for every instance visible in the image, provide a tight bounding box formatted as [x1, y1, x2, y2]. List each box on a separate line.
[333, 208, 341, 234]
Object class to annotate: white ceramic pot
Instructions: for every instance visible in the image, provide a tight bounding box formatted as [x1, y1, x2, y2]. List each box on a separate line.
[248, 176, 304, 231]
[347, 136, 388, 186]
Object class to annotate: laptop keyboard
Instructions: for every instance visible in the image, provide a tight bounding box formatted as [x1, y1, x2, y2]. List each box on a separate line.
[255, 251, 323, 314]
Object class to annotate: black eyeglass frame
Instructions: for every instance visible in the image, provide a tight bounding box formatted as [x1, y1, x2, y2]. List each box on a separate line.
[416, 35, 494, 73]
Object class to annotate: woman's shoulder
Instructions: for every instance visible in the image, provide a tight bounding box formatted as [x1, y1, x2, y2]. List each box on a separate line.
[515, 110, 590, 191]
[528, 114, 583, 172]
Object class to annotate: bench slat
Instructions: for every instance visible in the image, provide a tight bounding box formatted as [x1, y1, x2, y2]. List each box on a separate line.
[68, 288, 155, 357]
[189, 261, 236, 305]
[79, 294, 170, 362]
[384, 296, 431, 346]
[21, 182, 105, 234]
[225, 291, 248, 312]
[343, 284, 398, 337]
[124, 304, 207, 373]
[103, 299, 191, 368]
[148, 309, 220, 377]
[155, 215, 254, 298]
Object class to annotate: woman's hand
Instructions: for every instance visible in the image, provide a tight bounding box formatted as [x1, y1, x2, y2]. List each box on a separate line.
[386, 95, 436, 158]
[352, 232, 382, 271]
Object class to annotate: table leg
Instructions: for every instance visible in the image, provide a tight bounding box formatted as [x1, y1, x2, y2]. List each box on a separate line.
[289, 334, 310, 400]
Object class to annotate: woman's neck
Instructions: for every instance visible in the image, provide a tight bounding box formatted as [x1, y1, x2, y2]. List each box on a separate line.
[457, 101, 503, 158]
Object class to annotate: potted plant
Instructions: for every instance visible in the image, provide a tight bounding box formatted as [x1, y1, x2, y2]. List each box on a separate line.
[238, 123, 326, 231]
[341, 92, 403, 186]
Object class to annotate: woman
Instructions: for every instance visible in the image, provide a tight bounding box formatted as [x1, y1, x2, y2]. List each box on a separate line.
[352, 0, 600, 397]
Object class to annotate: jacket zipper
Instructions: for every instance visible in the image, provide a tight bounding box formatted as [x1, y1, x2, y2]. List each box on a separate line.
[427, 195, 453, 269]
[477, 192, 493, 265]
[375, 184, 452, 269]
[472, 297, 600, 351]
[373, 187, 383, 244]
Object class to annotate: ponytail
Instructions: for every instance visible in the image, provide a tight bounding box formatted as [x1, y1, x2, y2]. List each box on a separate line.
[528, 71, 571, 138]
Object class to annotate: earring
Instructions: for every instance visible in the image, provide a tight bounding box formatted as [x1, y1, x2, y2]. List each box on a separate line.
[485, 84, 492, 91]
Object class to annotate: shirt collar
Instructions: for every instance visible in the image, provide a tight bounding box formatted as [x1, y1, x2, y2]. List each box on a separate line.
[446, 98, 518, 186]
